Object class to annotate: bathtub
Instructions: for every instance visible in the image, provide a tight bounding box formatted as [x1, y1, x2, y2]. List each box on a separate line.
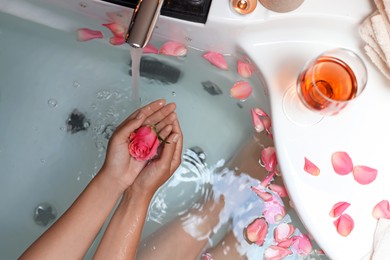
[0, 0, 386, 259]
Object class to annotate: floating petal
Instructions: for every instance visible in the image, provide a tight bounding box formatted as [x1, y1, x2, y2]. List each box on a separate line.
[202, 51, 228, 70]
[277, 238, 295, 248]
[264, 245, 293, 260]
[264, 199, 286, 224]
[251, 108, 265, 132]
[260, 172, 275, 187]
[159, 41, 188, 57]
[261, 147, 278, 173]
[237, 60, 254, 78]
[292, 234, 313, 255]
[269, 184, 288, 198]
[372, 200, 390, 219]
[230, 81, 252, 100]
[333, 214, 354, 237]
[352, 165, 378, 185]
[251, 186, 273, 202]
[244, 218, 268, 246]
[329, 202, 351, 218]
[274, 223, 295, 242]
[102, 23, 125, 37]
[251, 108, 273, 137]
[143, 44, 159, 54]
[76, 28, 103, 42]
[304, 157, 320, 176]
[332, 151, 353, 175]
[109, 36, 125, 45]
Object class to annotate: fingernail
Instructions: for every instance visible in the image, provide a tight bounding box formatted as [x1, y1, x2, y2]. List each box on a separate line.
[158, 99, 166, 106]
[136, 112, 144, 119]
[172, 133, 179, 143]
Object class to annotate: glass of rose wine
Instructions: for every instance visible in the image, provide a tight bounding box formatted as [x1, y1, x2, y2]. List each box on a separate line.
[297, 48, 367, 116]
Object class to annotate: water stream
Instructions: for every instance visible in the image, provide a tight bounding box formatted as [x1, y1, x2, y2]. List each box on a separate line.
[130, 47, 143, 108]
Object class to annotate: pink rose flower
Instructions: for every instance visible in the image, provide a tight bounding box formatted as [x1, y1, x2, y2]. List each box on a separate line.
[128, 126, 160, 161]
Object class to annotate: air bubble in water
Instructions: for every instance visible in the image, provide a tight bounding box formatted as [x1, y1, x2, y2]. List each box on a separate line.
[73, 81, 81, 88]
[40, 158, 46, 164]
[96, 90, 112, 100]
[47, 99, 58, 108]
[171, 91, 176, 97]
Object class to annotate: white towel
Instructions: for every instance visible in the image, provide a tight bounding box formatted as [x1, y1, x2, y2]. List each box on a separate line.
[371, 218, 390, 260]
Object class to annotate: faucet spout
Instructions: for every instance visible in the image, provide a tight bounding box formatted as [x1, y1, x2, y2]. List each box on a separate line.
[125, 0, 164, 48]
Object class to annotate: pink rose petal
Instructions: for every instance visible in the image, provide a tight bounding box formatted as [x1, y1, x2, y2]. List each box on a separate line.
[292, 234, 313, 255]
[109, 36, 125, 45]
[251, 186, 273, 202]
[274, 223, 295, 242]
[332, 151, 353, 175]
[352, 165, 378, 185]
[202, 51, 228, 70]
[264, 245, 293, 260]
[237, 60, 254, 78]
[264, 198, 286, 224]
[333, 214, 354, 237]
[244, 218, 268, 246]
[251, 108, 273, 138]
[372, 200, 390, 219]
[159, 41, 187, 57]
[102, 23, 125, 37]
[143, 44, 159, 54]
[329, 202, 351, 218]
[261, 147, 278, 173]
[230, 81, 252, 100]
[260, 172, 275, 187]
[277, 238, 295, 248]
[269, 184, 288, 198]
[76, 28, 103, 42]
[304, 157, 320, 176]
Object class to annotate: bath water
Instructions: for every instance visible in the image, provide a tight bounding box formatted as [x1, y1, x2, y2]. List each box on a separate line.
[130, 47, 143, 108]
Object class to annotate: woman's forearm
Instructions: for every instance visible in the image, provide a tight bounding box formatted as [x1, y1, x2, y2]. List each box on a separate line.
[20, 171, 124, 260]
[93, 188, 152, 260]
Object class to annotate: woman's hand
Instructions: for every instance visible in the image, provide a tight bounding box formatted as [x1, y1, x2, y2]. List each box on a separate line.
[100, 99, 178, 192]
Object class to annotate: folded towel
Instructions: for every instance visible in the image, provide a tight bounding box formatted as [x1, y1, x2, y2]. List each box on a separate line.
[372, 218, 390, 259]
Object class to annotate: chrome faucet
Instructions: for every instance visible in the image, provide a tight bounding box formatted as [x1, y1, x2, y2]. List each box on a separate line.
[125, 0, 164, 48]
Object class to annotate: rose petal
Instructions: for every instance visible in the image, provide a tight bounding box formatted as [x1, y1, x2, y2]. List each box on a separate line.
[304, 157, 320, 176]
[143, 44, 159, 54]
[244, 218, 268, 246]
[202, 51, 228, 70]
[269, 184, 288, 198]
[264, 199, 286, 224]
[251, 186, 273, 202]
[251, 108, 265, 132]
[109, 36, 125, 45]
[230, 81, 252, 100]
[329, 201, 351, 218]
[274, 223, 295, 242]
[251, 108, 273, 138]
[292, 234, 313, 255]
[202, 253, 213, 260]
[352, 165, 378, 185]
[332, 151, 353, 175]
[264, 245, 293, 260]
[277, 238, 295, 248]
[159, 41, 187, 57]
[372, 200, 390, 219]
[333, 214, 354, 237]
[102, 23, 125, 37]
[237, 60, 254, 78]
[261, 147, 278, 173]
[76, 28, 103, 42]
[260, 172, 275, 187]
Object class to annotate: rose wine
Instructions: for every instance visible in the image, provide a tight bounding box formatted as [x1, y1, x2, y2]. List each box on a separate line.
[299, 56, 358, 111]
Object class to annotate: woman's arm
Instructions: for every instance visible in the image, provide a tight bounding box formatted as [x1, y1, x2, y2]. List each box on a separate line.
[20, 99, 176, 259]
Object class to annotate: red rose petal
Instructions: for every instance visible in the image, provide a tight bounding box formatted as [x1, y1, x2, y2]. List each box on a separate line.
[333, 214, 354, 237]
[76, 28, 103, 42]
[237, 60, 254, 78]
[372, 200, 390, 219]
[109, 36, 125, 45]
[251, 108, 272, 138]
[352, 165, 378, 185]
[244, 218, 268, 246]
[304, 157, 320, 176]
[102, 23, 125, 37]
[261, 147, 278, 173]
[251, 186, 273, 202]
[264, 245, 293, 260]
[332, 151, 353, 175]
[143, 44, 159, 54]
[268, 184, 288, 198]
[274, 223, 295, 242]
[329, 201, 351, 218]
[230, 81, 252, 100]
[202, 51, 228, 70]
[291, 234, 313, 255]
[159, 41, 187, 56]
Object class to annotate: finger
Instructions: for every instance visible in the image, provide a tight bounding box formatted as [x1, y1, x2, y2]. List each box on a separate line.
[143, 103, 176, 126]
[154, 112, 177, 132]
[156, 131, 180, 176]
[157, 124, 173, 141]
[170, 120, 183, 172]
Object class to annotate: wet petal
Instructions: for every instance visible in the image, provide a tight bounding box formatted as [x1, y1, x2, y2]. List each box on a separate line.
[244, 218, 268, 246]
[277, 238, 295, 248]
[76, 28, 103, 42]
[102, 23, 125, 37]
[269, 184, 288, 198]
[143, 44, 159, 54]
[202, 51, 228, 70]
[372, 200, 390, 219]
[332, 151, 353, 175]
[260, 172, 275, 187]
[251, 186, 273, 201]
[264, 199, 286, 224]
[274, 223, 295, 242]
[352, 165, 378, 185]
[159, 41, 187, 57]
[230, 81, 252, 100]
[304, 157, 320, 176]
[251, 108, 265, 132]
[333, 214, 354, 237]
[329, 201, 351, 218]
[237, 60, 254, 78]
[261, 147, 278, 173]
[264, 245, 293, 260]
[109, 36, 125, 45]
[251, 108, 273, 137]
[292, 234, 313, 255]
